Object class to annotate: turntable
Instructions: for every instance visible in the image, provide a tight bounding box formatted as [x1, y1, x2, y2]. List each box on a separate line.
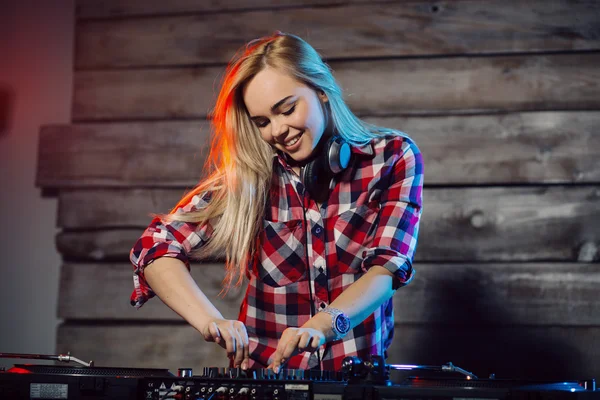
[1, 352, 598, 400]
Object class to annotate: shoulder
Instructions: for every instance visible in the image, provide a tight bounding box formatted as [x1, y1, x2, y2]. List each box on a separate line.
[369, 133, 421, 161]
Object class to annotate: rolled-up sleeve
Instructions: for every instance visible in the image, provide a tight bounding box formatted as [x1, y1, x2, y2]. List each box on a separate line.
[362, 137, 423, 288]
[129, 191, 214, 308]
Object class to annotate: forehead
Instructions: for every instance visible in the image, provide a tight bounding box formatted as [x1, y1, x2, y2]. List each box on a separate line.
[243, 67, 308, 115]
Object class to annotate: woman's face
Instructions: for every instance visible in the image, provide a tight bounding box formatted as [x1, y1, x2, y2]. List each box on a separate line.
[242, 66, 328, 164]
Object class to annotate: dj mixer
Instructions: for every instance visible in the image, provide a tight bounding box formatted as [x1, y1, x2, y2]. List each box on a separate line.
[0, 353, 597, 400]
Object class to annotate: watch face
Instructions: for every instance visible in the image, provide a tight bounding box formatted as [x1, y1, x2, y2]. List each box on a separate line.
[335, 314, 351, 334]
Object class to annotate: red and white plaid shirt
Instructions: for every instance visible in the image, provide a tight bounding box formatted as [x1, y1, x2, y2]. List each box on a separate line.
[130, 134, 423, 371]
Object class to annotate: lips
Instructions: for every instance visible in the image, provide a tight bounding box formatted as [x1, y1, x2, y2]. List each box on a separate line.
[281, 131, 304, 150]
[285, 136, 300, 146]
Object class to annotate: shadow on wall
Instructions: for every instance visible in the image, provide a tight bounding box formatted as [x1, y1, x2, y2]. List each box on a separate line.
[0, 83, 16, 138]
[413, 267, 585, 380]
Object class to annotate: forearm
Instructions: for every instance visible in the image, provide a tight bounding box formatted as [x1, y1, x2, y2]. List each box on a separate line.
[303, 265, 396, 340]
[143, 257, 224, 333]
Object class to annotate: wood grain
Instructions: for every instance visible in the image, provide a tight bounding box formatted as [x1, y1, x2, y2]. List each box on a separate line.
[76, 0, 368, 19]
[58, 262, 600, 325]
[75, 1, 600, 68]
[55, 186, 600, 263]
[58, 262, 245, 321]
[56, 322, 600, 380]
[72, 53, 600, 120]
[37, 111, 600, 188]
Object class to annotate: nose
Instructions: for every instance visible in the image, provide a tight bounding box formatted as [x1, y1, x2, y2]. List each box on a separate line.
[270, 116, 288, 141]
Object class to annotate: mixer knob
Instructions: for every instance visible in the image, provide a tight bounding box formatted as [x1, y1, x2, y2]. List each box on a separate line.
[237, 387, 250, 400]
[215, 386, 228, 400]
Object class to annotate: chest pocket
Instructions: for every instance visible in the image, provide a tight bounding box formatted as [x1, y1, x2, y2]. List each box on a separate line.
[258, 219, 307, 287]
[332, 200, 380, 275]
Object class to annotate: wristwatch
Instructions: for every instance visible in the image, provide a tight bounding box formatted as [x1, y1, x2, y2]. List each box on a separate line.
[320, 307, 351, 340]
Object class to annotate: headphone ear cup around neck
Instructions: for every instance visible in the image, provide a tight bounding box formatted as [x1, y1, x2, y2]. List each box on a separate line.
[301, 135, 352, 203]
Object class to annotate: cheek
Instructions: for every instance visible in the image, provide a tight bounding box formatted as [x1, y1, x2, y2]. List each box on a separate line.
[310, 101, 326, 130]
[296, 103, 321, 131]
[259, 128, 272, 143]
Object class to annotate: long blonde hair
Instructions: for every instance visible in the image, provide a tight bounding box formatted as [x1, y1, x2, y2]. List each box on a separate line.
[164, 32, 403, 290]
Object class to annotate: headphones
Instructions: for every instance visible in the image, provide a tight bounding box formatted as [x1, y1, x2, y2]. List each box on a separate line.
[299, 135, 352, 203]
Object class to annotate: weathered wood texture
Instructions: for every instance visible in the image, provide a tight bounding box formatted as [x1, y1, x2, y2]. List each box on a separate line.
[75, 1, 600, 68]
[72, 53, 600, 121]
[37, 111, 600, 188]
[76, 0, 377, 18]
[59, 262, 245, 321]
[56, 323, 600, 380]
[58, 262, 600, 325]
[46, 0, 600, 380]
[55, 186, 600, 262]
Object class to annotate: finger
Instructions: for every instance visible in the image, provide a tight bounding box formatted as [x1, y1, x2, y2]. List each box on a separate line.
[208, 321, 222, 344]
[270, 345, 285, 373]
[233, 330, 245, 367]
[309, 335, 321, 351]
[297, 332, 311, 351]
[241, 325, 250, 370]
[281, 333, 301, 362]
[225, 332, 236, 357]
[271, 330, 295, 373]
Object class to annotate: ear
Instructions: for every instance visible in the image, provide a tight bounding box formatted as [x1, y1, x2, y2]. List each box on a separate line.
[318, 90, 329, 103]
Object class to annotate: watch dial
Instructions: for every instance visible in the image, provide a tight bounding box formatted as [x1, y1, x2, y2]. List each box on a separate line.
[335, 315, 350, 333]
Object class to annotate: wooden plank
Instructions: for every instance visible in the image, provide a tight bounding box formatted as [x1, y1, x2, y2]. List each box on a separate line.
[72, 53, 600, 121]
[56, 323, 228, 371]
[58, 262, 245, 321]
[56, 323, 600, 380]
[76, 0, 366, 19]
[55, 186, 600, 262]
[37, 111, 600, 187]
[36, 121, 210, 188]
[76, 1, 600, 68]
[58, 262, 600, 326]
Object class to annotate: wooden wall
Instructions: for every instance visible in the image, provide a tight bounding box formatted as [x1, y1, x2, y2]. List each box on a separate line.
[36, 0, 600, 380]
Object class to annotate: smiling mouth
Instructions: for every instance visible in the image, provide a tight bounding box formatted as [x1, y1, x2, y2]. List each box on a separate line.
[285, 136, 300, 146]
[282, 131, 303, 148]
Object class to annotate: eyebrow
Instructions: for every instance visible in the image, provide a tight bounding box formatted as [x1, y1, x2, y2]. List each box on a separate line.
[249, 95, 294, 120]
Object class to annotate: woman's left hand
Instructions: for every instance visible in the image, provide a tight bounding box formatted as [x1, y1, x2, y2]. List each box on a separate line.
[268, 327, 326, 373]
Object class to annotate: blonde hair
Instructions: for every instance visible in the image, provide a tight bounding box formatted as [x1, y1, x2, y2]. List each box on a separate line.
[163, 32, 404, 290]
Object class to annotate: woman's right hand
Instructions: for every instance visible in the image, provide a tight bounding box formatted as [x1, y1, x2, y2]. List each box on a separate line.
[201, 318, 250, 370]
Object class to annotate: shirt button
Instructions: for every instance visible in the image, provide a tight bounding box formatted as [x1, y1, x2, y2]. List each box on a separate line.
[315, 227, 322, 234]
[320, 302, 327, 309]
[318, 266, 324, 273]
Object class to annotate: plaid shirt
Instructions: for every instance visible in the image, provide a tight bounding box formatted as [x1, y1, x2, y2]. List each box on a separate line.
[130, 134, 423, 371]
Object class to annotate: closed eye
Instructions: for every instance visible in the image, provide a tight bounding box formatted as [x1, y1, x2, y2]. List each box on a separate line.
[255, 120, 269, 128]
[282, 105, 296, 116]
[252, 103, 296, 128]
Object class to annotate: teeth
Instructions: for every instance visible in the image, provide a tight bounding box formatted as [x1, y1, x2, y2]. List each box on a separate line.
[285, 136, 300, 146]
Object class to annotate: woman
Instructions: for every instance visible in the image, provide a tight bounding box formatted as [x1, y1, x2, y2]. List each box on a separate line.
[129, 32, 423, 373]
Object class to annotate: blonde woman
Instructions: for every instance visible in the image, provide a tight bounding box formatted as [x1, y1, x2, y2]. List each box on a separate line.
[130, 32, 423, 373]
